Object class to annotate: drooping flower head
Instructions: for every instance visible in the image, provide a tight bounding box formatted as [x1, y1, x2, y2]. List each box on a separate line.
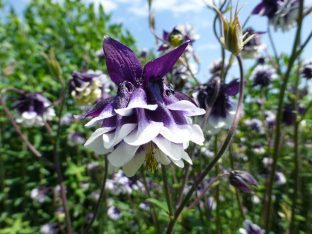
[245, 119, 264, 134]
[77, 36, 205, 177]
[30, 186, 49, 203]
[40, 223, 58, 234]
[107, 206, 122, 220]
[282, 103, 307, 126]
[239, 220, 264, 234]
[208, 58, 229, 75]
[300, 58, 312, 79]
[69, 68, 103, 106]
[194, 77, 240, 134]
[241, 28, 266, 59]
[12, 91, 55, 128]
[250, 64, 277, 88]
[229, 170, 259, 193]
[252, 0, 300, 32]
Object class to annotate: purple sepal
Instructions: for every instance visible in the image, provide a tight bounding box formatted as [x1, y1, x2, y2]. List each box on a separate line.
[163, 30, 169, 41]
[103, 36, 143, 85]
[252, 2, 264, 15]
[143, 42, 189, 84]
[299, 107, 307, 115]
[225, 79, 240, 96]
[230, 170, 258, 193]
[75, 97, 114, 120]
[174, 91, 198, 107]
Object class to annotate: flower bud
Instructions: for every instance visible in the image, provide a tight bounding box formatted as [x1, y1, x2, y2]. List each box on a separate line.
[42, 49, 62, 79]
[169, 29, 184, 47]
[229, 170, 258, 192]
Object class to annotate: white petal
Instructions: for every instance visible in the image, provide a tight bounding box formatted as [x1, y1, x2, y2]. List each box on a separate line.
[108, 162, 119, 173]
[22, 111, 37, 120]
[108, 142, 140, 167]
[152, 136, 183, 161]
[208, 116, 226, 129]
[125, 121, 163, 146]
[123, 150, 146, 177]
[189, 124, 205, 145]
[84, 127, 115, 148]
[171, 158, 184, 168]
[166, 100, 206, 116]
[104, 124, 137, 148]
[159, 124, 191, 144]
[181, 151, 193, 165]
[115, 104, 158, 117]
[154, 149, 171, 165]
[85, 135, 112, 154]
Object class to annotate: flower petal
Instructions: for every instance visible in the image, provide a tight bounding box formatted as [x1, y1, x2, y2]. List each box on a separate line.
[104, 123, 137, 149]
[75, 97, 113, 120]
[84, 127, 116, 148]
[174, 91, 198, 107]
[166, 100, 206, 116]
[189, 124, 205, 145]
[181, 151, 192, 165]
[108, 141, 140, 167]
[225, 79, 240, 96]
[143, 42, 189, 83]
[171, 158, 184, 168]
[159, 124, 191, 144]
[103, 36, 143, 84]
[123, 148, 146, 177]
[85, 134, 112, 155]
[152, 135, 183, 161]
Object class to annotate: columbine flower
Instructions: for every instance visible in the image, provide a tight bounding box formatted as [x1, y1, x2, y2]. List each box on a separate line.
[282, 103, 307, 126]
[252, 143, 266, 154]
[77, 36, 205, 177]
[230, 170, 258, 192]
[91, 191, 100, 201]
[69, 68, 103, 106]
[305, 140, 312, 149]
[213, 2, 254, 54]
[208, 58, 228, 75]
[60, 113, 74, 126]
[169, 64, 197, 91]
[55, 207, 65, 220]
[12, 91, 55, 128]
[139, 201, 151, 210]
[275, 171, 286, 185]
[286, 139, 294, 147]
[262, 157, 273, 167]
[245, 119, 264, 134]
[87, 162, 99, 171]
[30, 187, 49, 203]
[252, 0, 300, 32]
[79, 181, 90, 189]
[107, 206, 122, 220]
[241, 28, 266, 59]
[300, 58, 312, 79]
[250, 64, 277, 88]
[84, 213, 94, 221]
[67, 132, 85, 146]
[265, 110, 276, 127]
[239, 220, 264, 234]
[40, 223, 58, 234]
[194, 77, 240, 134]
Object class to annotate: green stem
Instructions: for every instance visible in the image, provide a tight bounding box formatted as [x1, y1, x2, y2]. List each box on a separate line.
[162, 165, 174, 217]
[263, 1, 304, 233]
[214, 135, 221, 234]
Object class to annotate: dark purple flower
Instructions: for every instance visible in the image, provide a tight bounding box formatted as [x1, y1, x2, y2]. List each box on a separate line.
[257, 57, 266, 65]
[282, 103, 307, 126]
[253, 143, 266, 154]
[229, 170, 258, 193]
[275, 171, 286, 185]
[208, 58, 228, 75]
[12, 91, 55, 128]
[307, 158, 312, 165]
[252, 0, 300, 32]
[300, 59, 312, 79]
[250, 64, 277, 88]
[241, 28, 265, 59]
[194, 77, 240, 134]
[239, 220, 264, 234]
[60, 113, 74, 126]
[245, 119, 264, 133]
[77, 36, 205, 177]
[107, 206, 122, 220]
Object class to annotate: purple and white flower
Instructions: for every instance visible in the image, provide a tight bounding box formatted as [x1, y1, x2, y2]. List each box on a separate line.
[60, 113, 74, 126]
[67, 132, 85, 146]
[282, 103, 307, 126]
[252, 0, 300, 32]
[252, 143, 266, 155]
[250, 64, 277, 88]
[12, 91, 55, 128]
[229, 170, 259, 193]
[77, 36, 205, 177]
[30, 187, 49, 203]
[107, 206, 122, 220]
[208, 58, 228, 75]
[241, 28, 266, 59]
[245, 119, 264, 134]
[275, 171, 286, 185]
[239, 220, 264, 234]
[262, 157, 273, 167]
[194, 77, 240, 134]
[139, 201, 151, 211]
[300, 58, 312, 79]
[40, 223, 58, 234]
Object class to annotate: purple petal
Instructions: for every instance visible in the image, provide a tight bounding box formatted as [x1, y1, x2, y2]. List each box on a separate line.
[163, 30, 169, 41]
[234, 170, 259, 187]
[103, 36, 143, 84]
[143, 42, 189, 84]
[75, 97, 114, 120]
[252, 2, 264, 15]
[299, 107, 307, 115]
[225, 79, 240, 96]
[174, 91, 198, 107]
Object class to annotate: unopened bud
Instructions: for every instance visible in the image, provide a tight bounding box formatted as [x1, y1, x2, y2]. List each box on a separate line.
[169, 29, 183, 47]
[229, 170, 258, 192]
[42, 49, 62, 79]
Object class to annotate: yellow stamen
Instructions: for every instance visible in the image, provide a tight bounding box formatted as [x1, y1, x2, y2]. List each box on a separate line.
[144, 142, 159, 173]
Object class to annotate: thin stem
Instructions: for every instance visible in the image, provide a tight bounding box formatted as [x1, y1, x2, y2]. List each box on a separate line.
[242, 14, 251, 29]
[267, 23, 280, 70]
[176, 76, 221, 207]
[83, 156, 108, 234]
[214, 135, 221, 234]
[185, 173, 229, 212]
[0, 96, 53, 166]
[263, 1, 304, 232]
[140, 168, 161, 234]
[162, 164, 174, 216]
[166, 54, 245, 234]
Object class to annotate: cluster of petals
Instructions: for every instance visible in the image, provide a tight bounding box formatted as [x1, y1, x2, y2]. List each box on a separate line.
[250, 64, 277, 88]
[77, 36, 205, 177]
[12, 91, 55, 128]
[241, 28, 266, 59]
[239, 220, 264, 234]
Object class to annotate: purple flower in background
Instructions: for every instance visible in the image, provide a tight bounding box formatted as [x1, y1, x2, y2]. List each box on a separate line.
[67, 132, 85, 146]
[264, 110, 276, 127]
[107, 206, 122, 220]
[40, 223, 58, 234]
[300, 59, 312, 79]
[60, 113, 74, 126]
[282, 103, 307, 126]
[230, 170, 258, 193]
[250, 64, 277, 88]
[239, 220, 264, 234]
[84, 213, 94, 221]
[139, 201, 151, 210]
[252, 0, 300, 32]
[55, 207, 65, 220]
[307, 158, 312, 165]
[12, 91, 55, 128]
[275, 171, 286, 185]
[77, 36, 205, 177]
[245, 119, 264, 134]
[241, 28, 265, 59]
[194, 77, 240, 134]
[30, 186, 49, 203]
[305, 140, 312, 149]
[208, 58, 228, 75]
[253, 143, 266, 154]
[69, 68, 103, 106]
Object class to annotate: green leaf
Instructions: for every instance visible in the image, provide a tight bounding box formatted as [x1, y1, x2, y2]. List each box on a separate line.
[146, 198, 169, 214]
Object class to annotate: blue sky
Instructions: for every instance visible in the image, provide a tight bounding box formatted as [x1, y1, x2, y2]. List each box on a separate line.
[3, 0, 312, 82]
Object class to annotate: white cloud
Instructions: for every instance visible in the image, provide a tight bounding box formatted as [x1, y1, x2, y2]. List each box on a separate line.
[196, 43, 219, 51]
